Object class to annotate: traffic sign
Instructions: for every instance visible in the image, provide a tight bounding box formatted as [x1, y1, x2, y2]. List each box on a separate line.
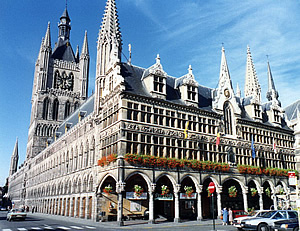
[208, 182, 216, 194]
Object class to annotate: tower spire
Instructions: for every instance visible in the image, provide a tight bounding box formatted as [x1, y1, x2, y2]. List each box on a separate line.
[58, 6, 71, 42]
[244, 46, 261, 102]
[97, 0, 122, 76]
[9, 138, 19, 175]
[266, 60, 279, 102]
[44, 22, 51, 48]
[81, 30, 89, 57]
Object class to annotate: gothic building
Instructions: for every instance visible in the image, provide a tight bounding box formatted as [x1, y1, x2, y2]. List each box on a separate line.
[8, 0, 297, 226]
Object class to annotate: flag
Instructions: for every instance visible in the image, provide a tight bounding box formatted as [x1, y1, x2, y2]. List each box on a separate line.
[273, 141, 277, 153]
[251, 135, 255, 159]
[216, 131, 220, 146]
[184, 121, 189, 139]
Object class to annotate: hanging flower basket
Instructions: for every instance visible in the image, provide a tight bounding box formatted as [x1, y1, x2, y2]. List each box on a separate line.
[207, 187, 212, 197]
[279, 188, 284, 195]
[103, 185, 113, 195]
[250, 188, 257, 197]
[184, 186, 194, 197]
[228, 186, 237, 198]
[265, 188, 271, 197]
[161, 185, 169, 196]
[134, 185, 144, 197]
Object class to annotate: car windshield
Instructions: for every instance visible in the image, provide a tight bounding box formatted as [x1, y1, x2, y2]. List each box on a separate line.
[14, 209, 25, 212]
[257, 211, 268, 217]
[261, 211, 277, 218]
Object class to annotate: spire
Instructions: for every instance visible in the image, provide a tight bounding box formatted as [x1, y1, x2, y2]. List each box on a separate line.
[219, 46, 233, 88]
[75, 45, 79, 61]
[44, 22, 51, 48]
[236, 83, 241, 98]
[81, 31, 89, 57]
[266, 60, 279, 102]
[98, 0, 122, 63]
[58, 6, 71, 41]
[244, 46, 261, 102]
[10, 138, 19, 175]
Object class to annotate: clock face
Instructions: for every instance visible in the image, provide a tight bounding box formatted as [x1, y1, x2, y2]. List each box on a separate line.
[56, 72, 73, 90]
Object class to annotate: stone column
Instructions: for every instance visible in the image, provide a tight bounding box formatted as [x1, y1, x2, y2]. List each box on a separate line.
[242, 189, 248, 212]
[79, 197, 84, 218]
[197, 185, 203, 221]
[174, 184, 181, 223]
[116, 181, 126, 226]
[272, 193, 278, 210]
[148, 183, 156, 224]
[216, 186, 222, 218]
[259, 187, 264, 210]
[92, 194, 98, 222]
[85, 195, 89, 219]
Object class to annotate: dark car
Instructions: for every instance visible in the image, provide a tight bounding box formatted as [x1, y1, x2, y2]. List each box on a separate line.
[273, 218, 299, 231]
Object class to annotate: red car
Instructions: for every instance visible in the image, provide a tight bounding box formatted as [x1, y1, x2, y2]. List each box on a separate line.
[233, 210, 249, 218]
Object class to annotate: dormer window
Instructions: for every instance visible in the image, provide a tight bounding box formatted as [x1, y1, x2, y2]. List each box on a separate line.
[187, 85, 197, 101]
[224, 102, 233, 135]
[274, 110, 280, 123]
[254, 104, 261, 118]
[154, 76, 164, 93]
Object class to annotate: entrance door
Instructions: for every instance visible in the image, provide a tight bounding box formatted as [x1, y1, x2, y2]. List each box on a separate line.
[82, 197, 86, 218]
[88, 197, 92, 219]
[77, 198, 80, 217]
[71, 198, 75, 217]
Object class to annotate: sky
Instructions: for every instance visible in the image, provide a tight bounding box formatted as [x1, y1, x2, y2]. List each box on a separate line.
[1, 0, 300, 186]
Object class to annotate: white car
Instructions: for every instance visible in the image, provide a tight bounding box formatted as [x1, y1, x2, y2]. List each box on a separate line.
[234, 210, 270, 229]
[238, 210, 298, 231]
[6, 208, 27, 221]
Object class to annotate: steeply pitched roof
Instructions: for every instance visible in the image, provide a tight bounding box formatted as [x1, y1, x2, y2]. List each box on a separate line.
[285, 100, 300, 121]
[51, 40, 76, 62]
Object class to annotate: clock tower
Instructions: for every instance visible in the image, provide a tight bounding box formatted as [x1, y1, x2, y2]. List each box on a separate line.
[26, 7, 90, 159]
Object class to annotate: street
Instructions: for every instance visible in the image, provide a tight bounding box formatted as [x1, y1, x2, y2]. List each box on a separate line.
[0, 211, 237, 231]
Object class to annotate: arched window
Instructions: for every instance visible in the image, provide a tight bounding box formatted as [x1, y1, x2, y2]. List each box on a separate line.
[64, 101, 70, 119]
[52, 99, 59, 121]
[223, 102, 233, 135]
[54, 71, 60, 89]
[74, 102, 79, 111]
[69, 73, 74, 91]
[42, 98, 49, 120]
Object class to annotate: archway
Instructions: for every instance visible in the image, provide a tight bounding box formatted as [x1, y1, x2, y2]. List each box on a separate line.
[247, 180, 259, 211]
[262, 181, 273, 209]
[154, 175, 175, 221]
[99, 175, 117, 221]
[180, 177, 197, 220]
[221, 179, 244, 210]
[202, 178, 218, 219]
[124, 173, 149, 220]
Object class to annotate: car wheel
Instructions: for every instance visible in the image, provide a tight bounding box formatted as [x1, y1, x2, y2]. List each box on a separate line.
[293, 227, 299, 231]
[258, 224, 269, 231]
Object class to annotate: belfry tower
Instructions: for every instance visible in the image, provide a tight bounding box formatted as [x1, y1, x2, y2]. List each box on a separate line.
[26, 6, 90, 159]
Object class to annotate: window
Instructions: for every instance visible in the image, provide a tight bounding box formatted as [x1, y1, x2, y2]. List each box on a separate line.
[187, 85, 197, 101]
[42, 98, 49, 120]
[154, 76, 164, 93]
[254, 104, 261, 117]
[274, 110, 280, 122]
[223, 102, 232, 135]
[74, 102, 79, 111]
[64, 101, 70, 119]
[52, 99, 59, 121]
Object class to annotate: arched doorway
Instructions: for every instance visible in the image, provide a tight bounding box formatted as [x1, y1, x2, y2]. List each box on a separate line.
[221, 179, 244, 210]
[180, 177, 197, 220]
[275, 182, 287, 209]
[100, 176, 117, 221]
[262, 181, 273, 209]
[154, 175, 175, 221]
[202, 178, 217, 219]
[124, 173, 149, 220]
[247, 180, 259, 211]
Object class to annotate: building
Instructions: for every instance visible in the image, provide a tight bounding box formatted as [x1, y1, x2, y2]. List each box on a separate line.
[8, 0, 297, 226]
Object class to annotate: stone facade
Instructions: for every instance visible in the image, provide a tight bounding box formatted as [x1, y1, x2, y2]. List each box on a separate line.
[8, 0, 297, 225]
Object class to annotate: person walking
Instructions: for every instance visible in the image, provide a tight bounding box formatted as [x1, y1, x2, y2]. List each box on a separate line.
[222, 207, 228, 225]
[228, 208, 233, 225]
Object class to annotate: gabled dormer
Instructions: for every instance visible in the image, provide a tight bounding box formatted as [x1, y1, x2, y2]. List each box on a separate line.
[175, 65, 198, 107]
[243, 46, 262, 122]
[212, 47, 241, 116]
[142, 54, 167, 100]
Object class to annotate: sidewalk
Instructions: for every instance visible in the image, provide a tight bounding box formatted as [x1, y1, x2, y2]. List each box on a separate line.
[28, 212, 223, 229]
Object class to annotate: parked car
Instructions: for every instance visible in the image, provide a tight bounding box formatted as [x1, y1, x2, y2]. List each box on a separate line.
[238, 210, 298, 231]
[272, 218, 299, 231]
[234, 210, 271, 229]
[233, 210, 249, 218]
[6, 208, 27, 221]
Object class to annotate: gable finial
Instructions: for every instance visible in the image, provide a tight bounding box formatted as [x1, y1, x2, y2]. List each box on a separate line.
[66, 0, 68, 9]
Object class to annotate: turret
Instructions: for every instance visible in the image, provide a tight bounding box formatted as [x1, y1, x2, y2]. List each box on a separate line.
[79, 31, 90, 99]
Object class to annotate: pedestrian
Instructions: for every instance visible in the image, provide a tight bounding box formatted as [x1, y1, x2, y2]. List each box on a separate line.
[228, 208, 233, 225]
[222, 207, 228, 225]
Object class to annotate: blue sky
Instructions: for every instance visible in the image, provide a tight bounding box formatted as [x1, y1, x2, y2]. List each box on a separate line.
[1, 0, 300, 186]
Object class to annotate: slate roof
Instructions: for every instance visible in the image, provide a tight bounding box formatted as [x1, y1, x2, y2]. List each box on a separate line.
[51, 40, 77, 62]
[121, 62, 214, 111]
[285, 100, 300, 121]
